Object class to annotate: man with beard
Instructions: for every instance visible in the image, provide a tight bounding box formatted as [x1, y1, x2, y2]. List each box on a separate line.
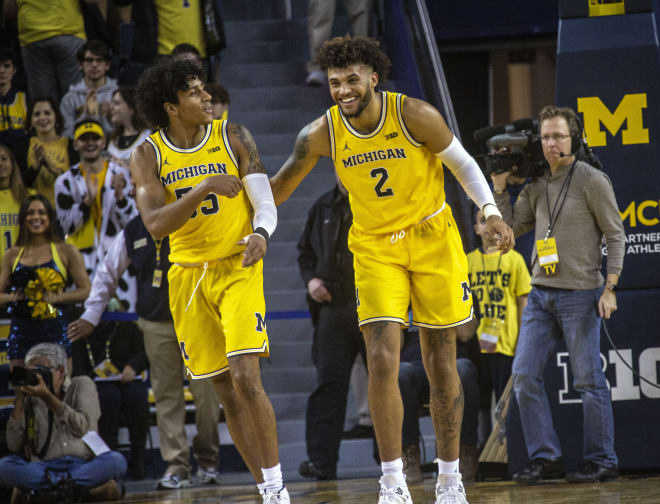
[270, 36, 514, 504]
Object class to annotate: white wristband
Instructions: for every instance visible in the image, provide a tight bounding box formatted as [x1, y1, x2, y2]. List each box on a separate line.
[483, 202, 502, 220]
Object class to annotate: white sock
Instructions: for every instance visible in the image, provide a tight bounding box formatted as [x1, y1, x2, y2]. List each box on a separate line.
[261, 464, 283, 493]
[381, 458, 406, 487]
[436, 458, 460, 474]
[257, 482, 267, 495]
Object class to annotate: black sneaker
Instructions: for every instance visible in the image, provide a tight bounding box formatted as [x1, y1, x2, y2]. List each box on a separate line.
[513, 457, 565, 484]
[298, 460, 337, 480]
[566, 461, 619, 483]
[342, 424, 374, 439]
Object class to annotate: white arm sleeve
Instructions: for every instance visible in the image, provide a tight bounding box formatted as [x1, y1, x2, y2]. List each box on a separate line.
[242, 173, 278, 238]
[435, 136, 501, 218]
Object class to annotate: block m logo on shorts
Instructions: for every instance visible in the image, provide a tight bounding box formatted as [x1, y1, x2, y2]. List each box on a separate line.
[577, 93, 649, 147]
[255, 312, 267, 332]
[461, 282, 471, 302]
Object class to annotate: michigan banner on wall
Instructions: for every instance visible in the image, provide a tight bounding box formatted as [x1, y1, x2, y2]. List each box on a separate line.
[506, 0, 660, 473]
[556, 0, 660, 289]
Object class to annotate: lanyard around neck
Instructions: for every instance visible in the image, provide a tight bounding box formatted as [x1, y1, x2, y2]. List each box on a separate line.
[544, 159, 577, 239]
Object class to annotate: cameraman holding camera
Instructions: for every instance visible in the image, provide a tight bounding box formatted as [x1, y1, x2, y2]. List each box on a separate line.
[490, 105, 625, 483]
[0, 343, 126, 503]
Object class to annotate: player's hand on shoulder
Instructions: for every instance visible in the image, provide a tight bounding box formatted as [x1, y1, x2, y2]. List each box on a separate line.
[206, 174, 243, 198]
[237, 233, 267, 267]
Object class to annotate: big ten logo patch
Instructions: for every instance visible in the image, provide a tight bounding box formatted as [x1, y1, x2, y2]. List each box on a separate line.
[556, 348, 660, 404]
[577, 93, 649, 147]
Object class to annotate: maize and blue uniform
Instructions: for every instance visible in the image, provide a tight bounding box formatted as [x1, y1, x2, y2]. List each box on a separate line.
[327, 91, 473, 329]
[146, 120, 268, 378]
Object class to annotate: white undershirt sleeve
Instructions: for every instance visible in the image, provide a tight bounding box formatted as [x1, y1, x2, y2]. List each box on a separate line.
[242, 173, 278, 238]
[435, 136, 501, 218]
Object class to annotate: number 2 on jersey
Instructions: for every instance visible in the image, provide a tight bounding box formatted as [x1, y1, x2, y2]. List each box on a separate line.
[174, 186, 220, 219]
[370, 167, 394, 197]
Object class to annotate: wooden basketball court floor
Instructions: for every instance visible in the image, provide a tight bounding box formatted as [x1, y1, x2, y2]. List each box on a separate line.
[119, 474, 660, 503]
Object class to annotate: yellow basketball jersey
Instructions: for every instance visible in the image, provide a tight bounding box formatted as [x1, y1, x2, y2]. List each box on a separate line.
[146, 120, 252, 263]
[327, 91, 446, 234]
[0, 189, 21, 264]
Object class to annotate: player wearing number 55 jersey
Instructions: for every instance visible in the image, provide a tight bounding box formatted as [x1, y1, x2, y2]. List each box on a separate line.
[131, 58, 289, 502]
[270, 36, 514, 504]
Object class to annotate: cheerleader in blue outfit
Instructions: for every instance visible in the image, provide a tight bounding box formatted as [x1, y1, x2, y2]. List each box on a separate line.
[0, 194, 90, 369]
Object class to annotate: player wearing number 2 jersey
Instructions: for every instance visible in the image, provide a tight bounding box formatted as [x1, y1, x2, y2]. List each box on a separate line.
[131, 57, 289, 503]
[270, 36, 514, 504]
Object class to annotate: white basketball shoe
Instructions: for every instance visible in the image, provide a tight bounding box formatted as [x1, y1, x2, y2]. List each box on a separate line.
[378, 474, 413, 503]
[262, 486, 290, 503]
[435, 473, 468, 504]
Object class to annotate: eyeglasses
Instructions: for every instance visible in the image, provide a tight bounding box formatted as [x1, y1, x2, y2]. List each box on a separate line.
[83, 57, 106, 64]
[541, 133, 571, 143]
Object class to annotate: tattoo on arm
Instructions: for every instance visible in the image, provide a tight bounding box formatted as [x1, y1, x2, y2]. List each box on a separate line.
[230, 123, 266, 174]
[294, 125, 311, 160]
[275, 124, 312, 183]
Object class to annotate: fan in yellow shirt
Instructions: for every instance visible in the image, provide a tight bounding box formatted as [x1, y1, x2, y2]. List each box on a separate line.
[467, 208, 530, 405]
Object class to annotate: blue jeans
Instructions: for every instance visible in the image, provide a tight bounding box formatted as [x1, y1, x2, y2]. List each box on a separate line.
[0, 451, 126, 491]
[512, 286, 617, 468]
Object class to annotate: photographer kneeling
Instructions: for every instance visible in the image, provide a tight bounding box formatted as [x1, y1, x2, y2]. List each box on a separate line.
[0, 343, 126, 502]
[491, 105, 625, 484]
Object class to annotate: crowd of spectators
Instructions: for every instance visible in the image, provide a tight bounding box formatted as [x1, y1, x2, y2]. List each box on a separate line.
[0, 1, 623, 502]
[0, 1, 230, 500]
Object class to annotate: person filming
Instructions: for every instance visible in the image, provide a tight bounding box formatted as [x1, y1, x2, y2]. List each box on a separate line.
[490, 105, 625, 483]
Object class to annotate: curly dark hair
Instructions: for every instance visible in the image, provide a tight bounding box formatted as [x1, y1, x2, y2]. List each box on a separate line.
[316, 36, 391, 84]
[135, 57, 205, 130]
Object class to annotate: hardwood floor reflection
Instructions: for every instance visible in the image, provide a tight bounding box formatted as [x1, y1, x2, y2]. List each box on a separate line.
[119, 475, 660, 503]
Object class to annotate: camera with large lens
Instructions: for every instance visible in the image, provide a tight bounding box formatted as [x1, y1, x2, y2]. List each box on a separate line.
[473, 118, 547, 178]
[9, 366, 53, 390]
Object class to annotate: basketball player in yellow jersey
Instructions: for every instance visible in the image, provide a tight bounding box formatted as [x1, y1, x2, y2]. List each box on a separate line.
[130, 58, 289, 503]
[270, 36, 514, 504]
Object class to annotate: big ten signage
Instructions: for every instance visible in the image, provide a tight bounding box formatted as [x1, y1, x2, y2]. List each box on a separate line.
[506, 288, 660, 472]
[556, 4, 660, 288]
[556, 347, 660, 404]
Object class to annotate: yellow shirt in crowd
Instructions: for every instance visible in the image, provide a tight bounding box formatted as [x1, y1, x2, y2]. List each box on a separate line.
[154, 0, 206, 57]
[467, 248, 531, 356]
[17, 0, 86, 46]
[26, 136, 71, 207]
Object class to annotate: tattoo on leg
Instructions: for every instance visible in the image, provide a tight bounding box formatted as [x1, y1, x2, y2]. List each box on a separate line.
[365, 321, 390, 341]
[424, 328, 455, 352]
[431, 382, 464, 453]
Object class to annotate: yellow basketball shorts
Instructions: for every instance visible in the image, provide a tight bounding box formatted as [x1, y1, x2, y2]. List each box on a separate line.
[349, 204, 473, 329]
[168, 253, 269, 379]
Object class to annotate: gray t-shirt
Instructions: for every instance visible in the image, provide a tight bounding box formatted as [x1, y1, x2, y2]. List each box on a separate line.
[494, 160, 625, 290]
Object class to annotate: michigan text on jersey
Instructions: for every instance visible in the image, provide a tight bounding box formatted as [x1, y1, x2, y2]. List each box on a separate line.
[160, 163, 228, 186]
[342, 148, 407, 168]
